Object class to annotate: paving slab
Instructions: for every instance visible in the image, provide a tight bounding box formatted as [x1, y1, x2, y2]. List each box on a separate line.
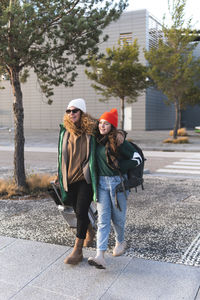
[0, 239, 70, 295]
[11, 286, 73, 300]
[27, 249, 131, 300]
[0, 281, 20, 300]
[101, 258, 200, 300]
[196, 289, 200, 300]
[0, 238, 199, 300]
[0, 236, 16, 249]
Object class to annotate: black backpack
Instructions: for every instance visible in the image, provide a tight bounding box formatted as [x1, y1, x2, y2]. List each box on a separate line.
[116, 140, 146, 193]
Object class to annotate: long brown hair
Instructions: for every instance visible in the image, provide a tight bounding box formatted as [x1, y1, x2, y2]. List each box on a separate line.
[96, 125, 119, 155]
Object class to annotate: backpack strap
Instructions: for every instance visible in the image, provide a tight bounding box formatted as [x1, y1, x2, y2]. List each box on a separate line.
[114, 171, 128, 211]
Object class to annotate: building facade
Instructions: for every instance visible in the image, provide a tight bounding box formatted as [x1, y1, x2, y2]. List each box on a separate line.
[0, 10, 177, 131]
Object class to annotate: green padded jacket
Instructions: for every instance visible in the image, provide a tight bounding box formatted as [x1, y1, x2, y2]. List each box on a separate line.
[58, 124, 97, 204]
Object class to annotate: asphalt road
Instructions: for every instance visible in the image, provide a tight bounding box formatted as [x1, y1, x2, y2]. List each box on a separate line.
[1, 149, 200, 179]
[0, 151, 57, 179]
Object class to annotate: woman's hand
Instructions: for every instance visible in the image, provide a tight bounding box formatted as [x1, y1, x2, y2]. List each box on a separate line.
[116, 132, 125, 146]
[54, 174, 59, 185]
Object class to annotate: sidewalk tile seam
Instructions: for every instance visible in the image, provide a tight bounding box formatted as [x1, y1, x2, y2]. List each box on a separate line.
[99, 256, 134, 300]
[0, 239, 17, 251]
[194, 285, 200, 300]
[8, 247, 70, 300]
[15, 285, 78, 300]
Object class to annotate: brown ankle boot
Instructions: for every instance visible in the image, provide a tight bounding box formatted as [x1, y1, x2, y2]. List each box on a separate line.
[64, 238, 84, 265]
[83, 223, 95, 247]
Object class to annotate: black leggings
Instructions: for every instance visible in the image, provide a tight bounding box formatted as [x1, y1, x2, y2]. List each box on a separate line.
[68, 180, 93, 239]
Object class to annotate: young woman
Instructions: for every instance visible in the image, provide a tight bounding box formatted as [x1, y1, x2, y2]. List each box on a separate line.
[57, 98, 97, 265]
[88, 108, 142, 269]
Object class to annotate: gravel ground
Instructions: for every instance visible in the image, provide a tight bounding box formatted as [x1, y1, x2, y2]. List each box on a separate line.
[0, 175, 199, 267]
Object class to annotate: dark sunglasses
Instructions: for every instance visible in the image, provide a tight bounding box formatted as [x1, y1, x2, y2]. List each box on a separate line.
[66, 108, 80, 114]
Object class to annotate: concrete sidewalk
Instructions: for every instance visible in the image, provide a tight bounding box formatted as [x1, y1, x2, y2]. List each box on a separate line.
[1, 236, 200, 300]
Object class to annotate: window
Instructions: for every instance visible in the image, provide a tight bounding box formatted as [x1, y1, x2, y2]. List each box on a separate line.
[148, 16, 164, 49]
[120, 33, 132, 45]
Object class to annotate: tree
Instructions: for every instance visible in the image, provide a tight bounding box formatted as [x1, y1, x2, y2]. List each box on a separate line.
[0, 0, 128, 189]
[85, 39, 148, 129]
[144, 0, 200, 139]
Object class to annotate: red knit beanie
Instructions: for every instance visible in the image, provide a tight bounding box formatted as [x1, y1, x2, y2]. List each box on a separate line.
[99, 108, 118, 128]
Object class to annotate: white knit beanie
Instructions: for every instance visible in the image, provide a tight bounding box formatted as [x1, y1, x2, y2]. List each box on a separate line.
[67, 98, 86, 113]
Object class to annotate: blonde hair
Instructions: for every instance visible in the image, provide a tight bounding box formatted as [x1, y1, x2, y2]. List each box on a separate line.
[63, 112, 97, 136]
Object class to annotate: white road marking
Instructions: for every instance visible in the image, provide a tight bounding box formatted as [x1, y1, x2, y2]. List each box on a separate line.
[156, 169, 200, 174]
[152, 153, 200, 175]
[179, 233, 200, 266]
[180, 159, 200, 162]
[0, 146, 57, 153]
[165, 165, 200, 169]
[144, 151, 200, 158]
[174, 162, 200, 165]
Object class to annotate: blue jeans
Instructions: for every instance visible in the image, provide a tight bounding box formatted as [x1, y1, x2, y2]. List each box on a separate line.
[96, 175, 129, 251]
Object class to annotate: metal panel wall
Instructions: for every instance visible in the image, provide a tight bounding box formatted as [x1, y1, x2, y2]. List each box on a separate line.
[181, 105, 200, 128]
[146, 87, 175, 130]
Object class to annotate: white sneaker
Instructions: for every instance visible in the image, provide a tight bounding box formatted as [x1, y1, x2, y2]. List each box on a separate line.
[113, 241, 126, 256]
[88, 256, 106, 269]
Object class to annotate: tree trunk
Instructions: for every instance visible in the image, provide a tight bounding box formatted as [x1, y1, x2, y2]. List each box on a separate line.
[120, 97, 125, 130]
[10, 68, 26, 189]
[173, 99, 180, 140]
[178, 103, 181, 129]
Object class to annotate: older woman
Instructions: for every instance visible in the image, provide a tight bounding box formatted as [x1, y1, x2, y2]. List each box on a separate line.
[58, 98, 97, 265]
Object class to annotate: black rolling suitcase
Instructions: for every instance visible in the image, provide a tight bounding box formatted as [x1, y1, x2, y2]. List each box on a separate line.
[48, 181, 97, 229]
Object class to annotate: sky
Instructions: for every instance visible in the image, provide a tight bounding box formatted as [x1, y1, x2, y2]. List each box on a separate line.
[125, 0, 200, 29]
